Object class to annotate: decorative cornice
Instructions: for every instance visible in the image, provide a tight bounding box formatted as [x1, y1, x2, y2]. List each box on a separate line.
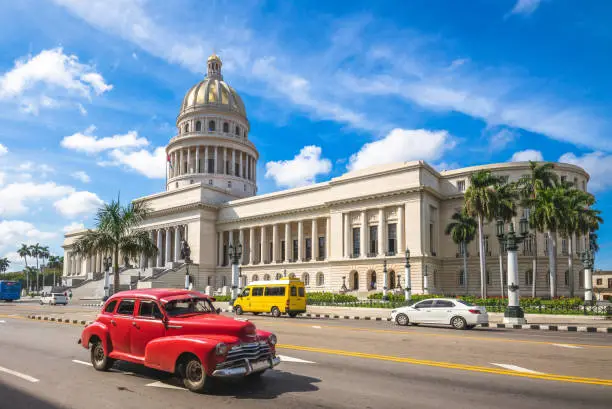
[146, 202, 219, 218]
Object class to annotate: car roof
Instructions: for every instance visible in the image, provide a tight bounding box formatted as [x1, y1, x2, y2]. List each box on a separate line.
[416, 298, 459, 302]
[107, 289, 211, 302]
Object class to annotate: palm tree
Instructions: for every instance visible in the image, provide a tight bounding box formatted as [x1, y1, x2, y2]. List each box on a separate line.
[445, 210, 477, 293]
[24, 267, 37, 293]
[40, 246, 50, 288]
[17, 244, 31, 291]
[493, 182, 518, 298]
[464, 170, 502, 298]
[72, 198, 158, 295]
[29, 243, 43, 292]
[47, 256, 64, 287]
[517, 161, 558, 297]
[0, 258, 9, 274]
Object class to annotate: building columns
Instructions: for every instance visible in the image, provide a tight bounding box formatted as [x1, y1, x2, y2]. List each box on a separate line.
[232, 149, 236, 176]
[344, 213, 350, 258]
[259, 226, 265, 264]
[272, 224, 279, 263]
[148, 231, 154, 267]
[249, 227, 255, 264]
[187, 148, 191, 174]
[285, 223, 291, 262]
[397, 205, 404, 252]
[297, 220, 304, 262]
[223, 147, 227, 174]
[204, 146, 209, 174]
[378, 209, 385, 256]
[174, 226, 181, 261]
[360, 210, 367, 258]
[239, 229, 245, 264]
[312, 219, 319, 261]
[156, 230, 163, 267]
[165, 228, 172, 266]
[195, 146, 200, 173]
[217, 231, 224, 267]
[326, 217, 331, 260]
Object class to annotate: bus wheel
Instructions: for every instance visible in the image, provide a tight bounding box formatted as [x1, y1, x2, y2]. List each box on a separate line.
[271, 307, 281, 318]
[234, 305, 243, 315]
[288, 312, 298, 318]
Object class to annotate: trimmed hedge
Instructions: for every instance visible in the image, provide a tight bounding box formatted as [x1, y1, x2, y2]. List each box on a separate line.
[212, 295, 232, 302]
[306, 292, 359, 303]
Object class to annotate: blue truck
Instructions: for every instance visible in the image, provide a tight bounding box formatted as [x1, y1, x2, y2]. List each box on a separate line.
[0, 280, 22, 302]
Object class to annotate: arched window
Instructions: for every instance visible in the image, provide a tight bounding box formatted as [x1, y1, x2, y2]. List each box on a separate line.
[223, 122, 229, 133]
[525, 269, 533, 286]
[564, 270, 570, 286]
[195, 121, 202, 131]
[235, 126, 240, 136]
[275, 273, 282, 280]
[184, 123, 189, 133]
[368, 270, 377, 290]
[389, 269, 396, 289]
[302, 273, 310, 286]
[458, 269, 465, 286]
[350, 271, 359, 290]
[289, 272, 296, 279]
[252, 274, 259, 282]
[316, 272, 324, 287]
[264, 274, 271, 281]
[208, 120, 215, 131]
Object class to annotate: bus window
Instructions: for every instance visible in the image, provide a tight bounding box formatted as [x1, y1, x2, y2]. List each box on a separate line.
[290, 286, 297, 296]
[252, 287, 263, 296]
[298, 287, 305, 297]
[265, 286, 285, 296]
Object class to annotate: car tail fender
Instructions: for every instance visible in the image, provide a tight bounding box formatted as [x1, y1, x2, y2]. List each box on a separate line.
[144, 335, 240, 375]
[81, 322, 111, 354]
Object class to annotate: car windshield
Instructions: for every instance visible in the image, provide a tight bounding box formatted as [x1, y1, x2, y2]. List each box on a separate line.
[163, 298, 215, 317]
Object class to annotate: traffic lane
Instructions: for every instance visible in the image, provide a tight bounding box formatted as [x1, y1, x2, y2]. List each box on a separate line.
[243, 316, 612, 379]
[1, 319, 610, 409]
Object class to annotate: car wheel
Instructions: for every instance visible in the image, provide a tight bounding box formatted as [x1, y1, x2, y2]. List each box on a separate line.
[234, 305, 243, 315]
[288, 312, 298, 318]
[271, 307, 281, 318]
[395, 313, 409, 326]
[39, 301, 43, 305]
[252, 312, 260, 316]
[90, 341, 115, 371]
[451, 316, 467, 330]
[182, 356, 212, 393]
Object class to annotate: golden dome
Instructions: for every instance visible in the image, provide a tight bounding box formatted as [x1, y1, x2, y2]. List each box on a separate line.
[180, 77, 246, 118]
[207, 53, 220, 62]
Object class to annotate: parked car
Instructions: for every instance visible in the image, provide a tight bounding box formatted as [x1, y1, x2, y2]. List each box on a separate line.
[233, 277, 306, 317]
[390, 298, 488, 330]
[79, 289, 280, 393]
[40, 291, 69, 305]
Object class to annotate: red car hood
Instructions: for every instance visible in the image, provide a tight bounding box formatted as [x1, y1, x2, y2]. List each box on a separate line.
[167, 314, 258, 342]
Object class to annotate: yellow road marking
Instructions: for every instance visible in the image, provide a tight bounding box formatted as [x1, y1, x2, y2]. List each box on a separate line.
[252, 318, 611, 349]
[277, 344, 612, 387]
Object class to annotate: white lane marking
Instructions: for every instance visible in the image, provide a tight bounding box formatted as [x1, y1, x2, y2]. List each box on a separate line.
[0, 365, 40, 383]
[491, 363, 543, 374]
[146, 381, 186, 390]
[312, 325, 321, 329]
[0, 320, 6, 323]
[72, 359, 93, 367]
[552, 343, 583, 349]
[277, 355, 316, 364]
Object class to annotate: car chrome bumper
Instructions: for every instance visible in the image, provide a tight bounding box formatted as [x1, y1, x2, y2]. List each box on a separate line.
[212, 356, 281, 378]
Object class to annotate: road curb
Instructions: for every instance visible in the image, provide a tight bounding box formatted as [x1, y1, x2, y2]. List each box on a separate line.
[27, 314, 93, 326]
[81, 303, 103, 307]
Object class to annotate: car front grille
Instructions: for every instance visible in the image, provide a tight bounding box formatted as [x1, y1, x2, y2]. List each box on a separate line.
[216, 342, 272, 369]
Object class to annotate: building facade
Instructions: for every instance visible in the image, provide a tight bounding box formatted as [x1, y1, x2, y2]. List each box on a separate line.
[63, 55, 591, 298]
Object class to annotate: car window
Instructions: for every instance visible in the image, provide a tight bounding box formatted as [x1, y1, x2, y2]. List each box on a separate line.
[266, 286, 286, 296]
[414, 300, 434, 308]
[252, 287, 264, 296]
[290, 286, 297, 296]
[240, 288, 250, 297]
[434, 300, 455, 308]
[164, 298, 214, 317]
[456, 299, 474, 306]
[104, 300, 118, 313]
[138, 301, 163, 319]
[116, 299, 135, 315]
[298, 287, 305, 297]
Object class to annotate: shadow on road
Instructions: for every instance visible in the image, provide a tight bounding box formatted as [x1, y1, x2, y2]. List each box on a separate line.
[0, 381, 63, 409]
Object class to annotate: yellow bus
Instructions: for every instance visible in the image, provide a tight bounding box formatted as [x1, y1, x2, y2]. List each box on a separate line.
[233, 277, 306, 317]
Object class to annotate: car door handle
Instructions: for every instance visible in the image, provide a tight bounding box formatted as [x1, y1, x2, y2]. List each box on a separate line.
[132, 322, 139, 329]
[110, 319, 116, 326]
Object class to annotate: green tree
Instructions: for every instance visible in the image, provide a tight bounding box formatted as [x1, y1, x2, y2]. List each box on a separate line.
[29, 243, 43, 292]
[517, 161, 558, 297]
[464, 170, 502, 298]
[493, 181, 518, 298]
[23, 267, 37, 294]
[444, 210, 477, 293]
[17, 244, 31, 291]
[0, 257, 9, 274]
[47, 255, 64, 287]
[72, 198, 158, 295]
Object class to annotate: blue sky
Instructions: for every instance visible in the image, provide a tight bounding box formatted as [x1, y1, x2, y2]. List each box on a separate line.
[1, 0, 611, 271]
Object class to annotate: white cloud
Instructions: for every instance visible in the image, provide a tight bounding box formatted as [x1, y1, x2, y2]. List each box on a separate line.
[63, 221, 85, 233]
[0, 143, 8, 156]
[17, 161, 54, 176]
[347, 128, 454, 171]
[0, 220, 57, 263]
[53, 191, 104, 218]
[558, 151, 612, 192]
[71, 171, 91, 183]
[78, 103, 87, 116]
[265, 145, 332, 188]
[61, 127, 148, 153]
[0, 181, 74, 215]
[0, 47, 112, 113]
[107, 146, 167, 179]
[0, 172, 5, 186]
[509, 0, 542, 16]
[510, 149, 544, 162]
[488, 128, 516, 152]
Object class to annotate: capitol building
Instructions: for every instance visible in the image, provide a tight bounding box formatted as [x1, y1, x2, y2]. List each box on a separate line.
[63, 55, 590, 298]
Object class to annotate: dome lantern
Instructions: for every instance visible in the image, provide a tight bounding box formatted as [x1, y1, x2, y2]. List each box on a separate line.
[207, 53, 222, 80]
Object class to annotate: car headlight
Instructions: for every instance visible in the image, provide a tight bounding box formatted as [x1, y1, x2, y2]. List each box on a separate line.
[215, 343, 228, 355]
[268, 334, 277, 346]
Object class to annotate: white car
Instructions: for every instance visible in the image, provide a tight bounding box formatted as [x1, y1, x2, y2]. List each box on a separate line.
[40, 292, 69, 306]
[390, 298, 488, 330]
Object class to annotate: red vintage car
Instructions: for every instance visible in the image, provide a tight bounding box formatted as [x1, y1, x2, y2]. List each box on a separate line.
[79, 289, 280, 392]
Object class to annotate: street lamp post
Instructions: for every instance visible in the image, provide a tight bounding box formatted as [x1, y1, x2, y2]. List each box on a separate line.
[581, 249, 594, 305]
[102, 256, 112, 299]
[496, 217, 529, 325]
[382, 259, 389, 301]
[228, 242, 242, 300]
[404, 248, 411, 301]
